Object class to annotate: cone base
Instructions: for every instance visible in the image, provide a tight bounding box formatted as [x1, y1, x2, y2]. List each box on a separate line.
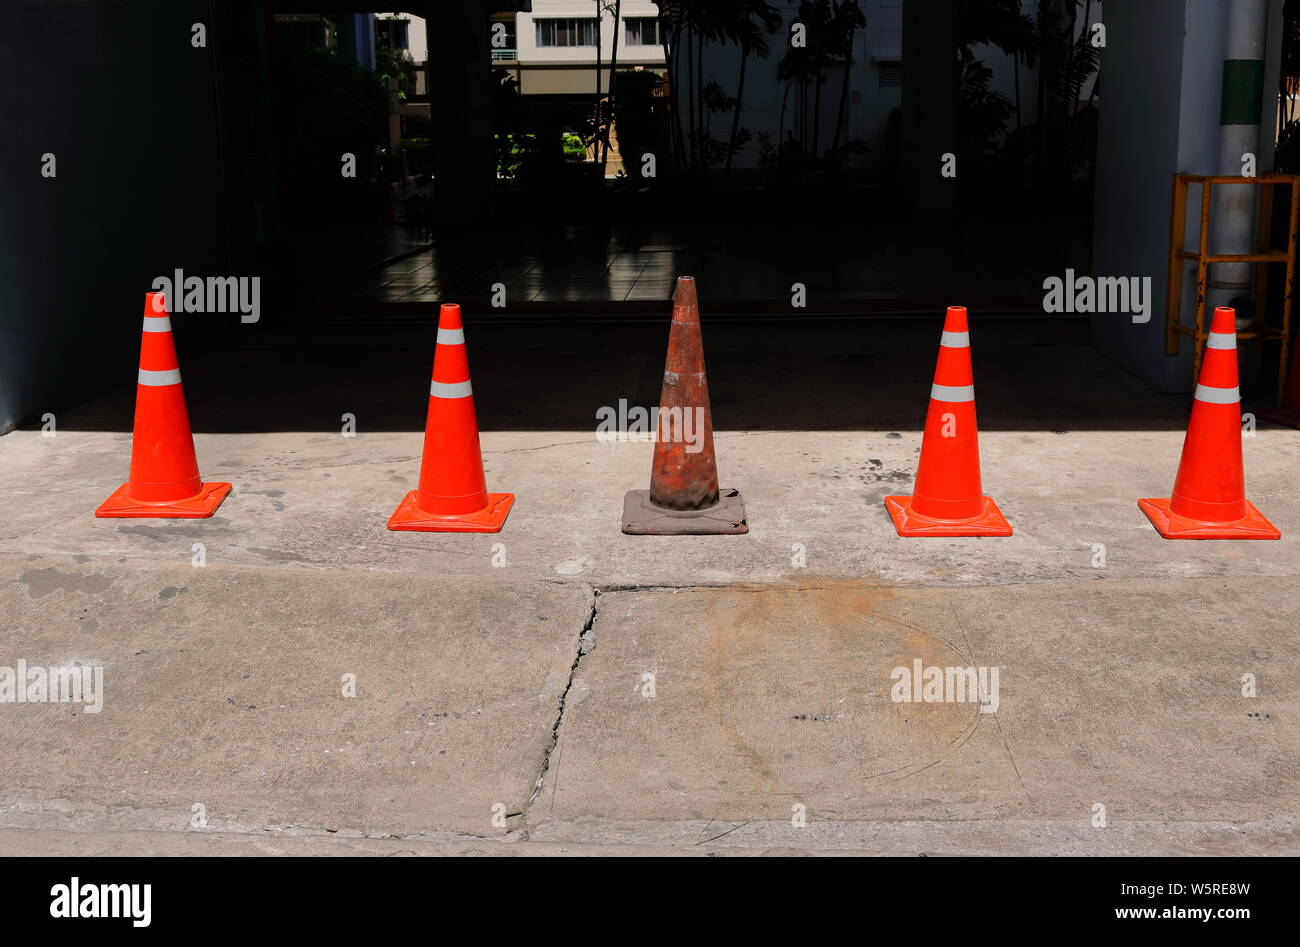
[622, 488, 748, 535]
[884, 495, 1013, 537]
[1258, 407, 1300, 430]
[95, 481, 232, 519]
[387, 491, 514, 533]
[1138, 497, 1280, 540]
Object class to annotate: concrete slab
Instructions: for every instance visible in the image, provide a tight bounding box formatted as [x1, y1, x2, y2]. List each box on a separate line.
[0, 554, 592, 838]
[1, 425, 1296, 590]
[0, 327, 1296, 854]
[1, 818, 1290, 856]
[534, 580, 1298, 844]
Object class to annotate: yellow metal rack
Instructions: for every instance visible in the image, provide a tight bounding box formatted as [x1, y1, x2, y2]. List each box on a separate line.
[1165, 172, 1300, 402]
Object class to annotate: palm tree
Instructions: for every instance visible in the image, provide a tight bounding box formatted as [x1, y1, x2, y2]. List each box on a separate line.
[600, 0, 623, 176]
[724, 0, 783, 179]
[829, 0, 866, 153]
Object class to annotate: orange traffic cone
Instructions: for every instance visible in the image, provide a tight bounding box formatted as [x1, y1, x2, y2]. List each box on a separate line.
[388, 303, 514, 532]
[885, 306, 1011, 537]
[1139, 306, 1280, 539]
[622, 276, 747, 534]
[96, 293, 231, 518]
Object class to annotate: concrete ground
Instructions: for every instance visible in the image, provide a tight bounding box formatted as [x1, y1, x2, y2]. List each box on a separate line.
[0, 317, 1296, 855]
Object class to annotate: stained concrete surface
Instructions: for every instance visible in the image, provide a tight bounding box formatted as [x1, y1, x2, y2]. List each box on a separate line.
[0, 556, 591, 838]
[0, 322, 1297, 855]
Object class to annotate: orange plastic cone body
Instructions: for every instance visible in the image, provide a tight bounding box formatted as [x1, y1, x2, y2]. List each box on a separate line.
[1139, 307, 1279, 539]
[621, 277, 747, 534]
[387, 304, 514, 532]
[95, 293, 231, 518]
[884, 307, 1011, 537]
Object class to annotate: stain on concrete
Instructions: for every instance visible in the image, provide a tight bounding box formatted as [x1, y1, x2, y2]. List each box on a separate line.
[19, 567, 114, 600]
[692, 583, 982, 818]
[118, 521, 235, 542]
[158, 586, 188, 601]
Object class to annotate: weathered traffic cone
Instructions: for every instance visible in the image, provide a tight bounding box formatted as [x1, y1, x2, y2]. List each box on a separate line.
[388, 303, 514, 532]
[96, 292, 231, 518]
[1139, 307, 1280, 539]
[622, 277, 747, 534]
[884, 306, 1011, 537]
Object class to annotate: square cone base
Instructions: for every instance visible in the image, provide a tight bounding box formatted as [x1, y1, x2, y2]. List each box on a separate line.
[622, 488, 748, 535]
[387, 490, 514, 533]
[95, 481, 232, 519]
[884, 495, 1013, 537]
[1138, 497, 1280, 540]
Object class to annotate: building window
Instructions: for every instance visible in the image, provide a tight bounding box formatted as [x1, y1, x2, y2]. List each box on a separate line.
[535, 18, 598, 48]
[624, 16, 661, 46]
[378, 18, 409, 51]
[878, 61, 902, 87]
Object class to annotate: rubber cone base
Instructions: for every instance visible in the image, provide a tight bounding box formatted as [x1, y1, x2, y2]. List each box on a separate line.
[884, 495, 1013, 537]
[1138, 497, 1280, 540]
[96, 481, 232, 519]
[622, 488, 748, 535]
[387, 491, 514, 533]
[1258, 407, 1300, 430]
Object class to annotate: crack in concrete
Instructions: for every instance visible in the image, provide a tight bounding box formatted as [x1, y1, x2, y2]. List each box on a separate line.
[517, 587, 599, 835]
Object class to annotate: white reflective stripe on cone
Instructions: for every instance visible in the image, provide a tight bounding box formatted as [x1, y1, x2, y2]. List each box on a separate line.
[142, 316, 172, 333]
[437, 328, 465, 345]
[939, 331, 970, 348]
[138, 368, 182, 386]
[431, 380, 473, 398]
[930, 383, 975, 402]
[1194, 383, 1239, 404]
[1205, 331, 1236, 350]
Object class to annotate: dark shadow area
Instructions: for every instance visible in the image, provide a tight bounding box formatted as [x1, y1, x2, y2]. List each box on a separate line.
[6, 1, 1297, 434]
[31, 312, 1238, 435]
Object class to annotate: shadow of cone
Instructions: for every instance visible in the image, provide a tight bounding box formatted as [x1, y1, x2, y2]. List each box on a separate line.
[388, 303, 514, 532]
[1139, 307, 1280, 539]
[95, 292, 231, 518]
[622, 277, 747, 535]
[885, 306, 1011, 537]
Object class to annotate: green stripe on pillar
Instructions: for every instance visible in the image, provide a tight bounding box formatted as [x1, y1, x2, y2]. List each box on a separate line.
[1221, 59, 1264, 125]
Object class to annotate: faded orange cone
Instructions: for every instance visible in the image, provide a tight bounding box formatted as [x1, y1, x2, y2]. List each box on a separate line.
[622, 277, 747, 534]
[96, 292, 231, 518]
[388, 303, 514, 532]
[1139, 306, 1280, 539]
[884, 306, 1011, 537]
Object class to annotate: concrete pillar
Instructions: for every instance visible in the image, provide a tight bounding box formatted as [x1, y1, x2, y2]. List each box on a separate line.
[1209, 0, 1269, 328]
[901, 0, 957, 219]
[423, 0, 494, 227]
[1091, 0, 1283, 392]
[336, 13, 376, 71]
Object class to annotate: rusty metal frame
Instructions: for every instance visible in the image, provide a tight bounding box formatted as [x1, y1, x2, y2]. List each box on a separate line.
[1166, 173, 1300, 404]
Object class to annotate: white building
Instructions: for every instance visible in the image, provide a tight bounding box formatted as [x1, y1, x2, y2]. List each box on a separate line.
[494, 0, 668, 96]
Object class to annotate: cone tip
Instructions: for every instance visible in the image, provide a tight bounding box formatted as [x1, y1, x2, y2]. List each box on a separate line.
[145, 291, 168, 314]
[673, 276, 699, 314]
[1211, 306, 1236, 333]
[438, 302, 463, 329]
[944, 305, 969, 331]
